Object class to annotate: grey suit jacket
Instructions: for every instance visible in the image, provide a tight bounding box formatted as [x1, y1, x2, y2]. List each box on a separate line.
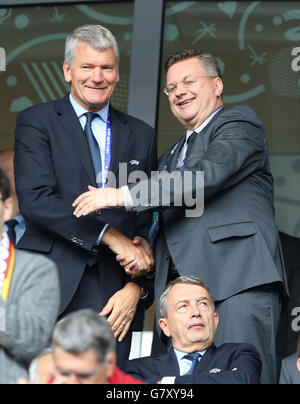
[0, 247, 60, 384]
[130, 105, 288, 320]
[279, 353, 300, 384]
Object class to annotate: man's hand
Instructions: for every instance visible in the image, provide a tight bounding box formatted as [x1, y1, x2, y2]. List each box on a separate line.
[102, 228, 153, 278]
[116, 236, 154, 277]
[73, 186, 124, 217]
[100, 283, 143, 342]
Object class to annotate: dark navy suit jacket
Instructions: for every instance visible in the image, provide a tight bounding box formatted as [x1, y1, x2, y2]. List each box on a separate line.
[14, 94, 157, 324]
[126, 343, 262, 384]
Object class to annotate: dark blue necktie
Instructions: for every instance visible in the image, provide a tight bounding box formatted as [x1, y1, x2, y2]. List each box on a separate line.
[84, 112, 102, 187]
[6, 219, 17, 246]
[185, 131, 198, 160]
[183, 352, 202, 375]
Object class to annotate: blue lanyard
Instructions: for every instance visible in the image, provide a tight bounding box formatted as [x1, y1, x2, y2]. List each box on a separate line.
[163, 143, 180, 172]
[103, 112, 112, 187]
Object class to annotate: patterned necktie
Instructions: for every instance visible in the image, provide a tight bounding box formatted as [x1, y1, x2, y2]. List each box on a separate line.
[84, 112, 102, 187]
[183, 352, 202, 375]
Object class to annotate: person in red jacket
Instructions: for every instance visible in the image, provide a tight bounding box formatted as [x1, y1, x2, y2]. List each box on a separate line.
[51, 309, 144, 385]
[109, 366, 145, 384]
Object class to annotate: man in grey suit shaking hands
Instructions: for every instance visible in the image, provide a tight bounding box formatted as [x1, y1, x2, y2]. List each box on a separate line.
[73, 49, 288, 384]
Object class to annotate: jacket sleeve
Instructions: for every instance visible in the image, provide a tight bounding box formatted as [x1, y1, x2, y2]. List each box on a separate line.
[14, 108, 106, 251]
[0, 255, 60, 365]
[279, 358, 292, 384]
[175, 344, 262, 384]
[124, 128, 157, 307]
[132, 127, 158, 241]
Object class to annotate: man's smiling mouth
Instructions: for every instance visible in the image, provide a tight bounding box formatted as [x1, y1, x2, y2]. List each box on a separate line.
[178, 99, 194, 107]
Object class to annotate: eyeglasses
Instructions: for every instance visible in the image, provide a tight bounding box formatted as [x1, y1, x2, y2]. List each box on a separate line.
[163, 75, 216, 96]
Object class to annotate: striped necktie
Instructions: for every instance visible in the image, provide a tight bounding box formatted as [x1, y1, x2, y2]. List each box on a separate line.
[183, 352, 202, 375]
[84, 112, 102, 187]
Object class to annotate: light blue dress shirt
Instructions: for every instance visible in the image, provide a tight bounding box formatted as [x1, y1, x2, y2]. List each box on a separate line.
[174, 347, 206, 376]
[4, 215, 26, 245]
[161, 347, 206, 384]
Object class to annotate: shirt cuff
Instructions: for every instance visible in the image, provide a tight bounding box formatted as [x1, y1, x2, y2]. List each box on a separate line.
[160, 377, 176, 384]
[96, 224, 109, 245]
[121, 186, 135, 211]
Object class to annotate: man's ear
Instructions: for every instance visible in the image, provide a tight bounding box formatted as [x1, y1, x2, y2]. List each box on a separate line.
[63, 61, 72, 84]
[158, 318, 171, 338]
[3, 197, 13, 222]
[297, 358, 300, 373]
[105, 352, 116, 379]
[213, 312, 219, 332]
[214, 77, 223, 98]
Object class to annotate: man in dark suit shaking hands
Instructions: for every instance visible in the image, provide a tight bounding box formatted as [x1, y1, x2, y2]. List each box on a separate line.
[14, 25, 156, 368]
[126, 276, 262, 384]
[72, 49, 287, 383]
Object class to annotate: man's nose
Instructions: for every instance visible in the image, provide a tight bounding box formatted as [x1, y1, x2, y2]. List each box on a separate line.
[68, 374, 81, 384]
[191, 303, 201, 317]
[91, 67, 104, 82]
[174, 82, 187, 97]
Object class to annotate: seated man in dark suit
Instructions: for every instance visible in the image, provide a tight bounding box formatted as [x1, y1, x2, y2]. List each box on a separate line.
[126, 276, 261, 384]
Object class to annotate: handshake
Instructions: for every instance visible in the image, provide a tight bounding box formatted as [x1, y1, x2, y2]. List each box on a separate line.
[101, 227, 154, 278]
[72, 187, 154, 278]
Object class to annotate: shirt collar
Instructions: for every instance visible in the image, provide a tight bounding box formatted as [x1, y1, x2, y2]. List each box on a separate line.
[13, 215, 25, 225]
[174, 347, 207, 361]
[69, 93, 110, 122]
[186, 107, 223, 138]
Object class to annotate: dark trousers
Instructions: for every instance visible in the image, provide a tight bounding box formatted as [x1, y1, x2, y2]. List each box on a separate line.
[60, 264, 132, 371]
[214, 282, 283, 385]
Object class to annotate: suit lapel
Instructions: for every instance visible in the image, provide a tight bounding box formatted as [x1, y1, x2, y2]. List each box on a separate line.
[55, 95, 96, 186]
[186, 108, 225, 157]
[194, 344, 217, 373]
[109, 106, 131, 177]
[163, 135, 186, 173]
[155, 349, 181, 378]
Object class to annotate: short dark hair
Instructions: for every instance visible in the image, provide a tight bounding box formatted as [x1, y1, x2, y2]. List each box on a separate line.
[0, 168, 11, 201]
[164, 49, 222, 80]
[297, 335, 300, 359]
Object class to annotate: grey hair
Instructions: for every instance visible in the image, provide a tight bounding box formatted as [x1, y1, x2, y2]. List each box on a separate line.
[52, 309, 115, 364]
[29, 347, 53, 384]
[65, 24, 120, 67]
[159, 276, 215, 318]
[164, 49, 222, 80]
